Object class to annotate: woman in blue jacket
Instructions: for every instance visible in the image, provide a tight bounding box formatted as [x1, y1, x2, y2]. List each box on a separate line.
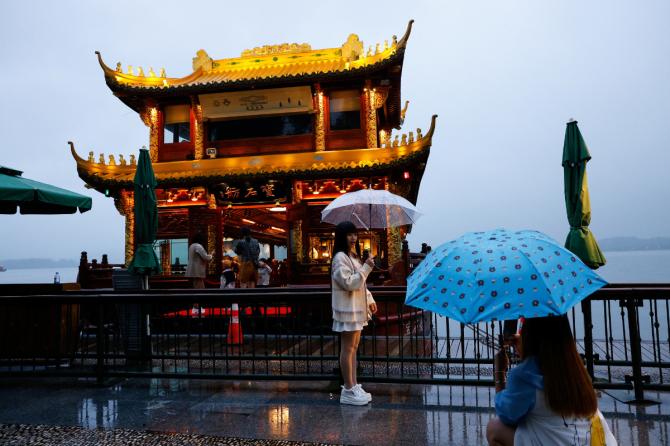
[486, 315, 609, 445]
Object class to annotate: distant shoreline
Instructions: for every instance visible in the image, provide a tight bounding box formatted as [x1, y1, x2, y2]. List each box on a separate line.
[0, 260, 78, 270]
[604, 248, 670, 253]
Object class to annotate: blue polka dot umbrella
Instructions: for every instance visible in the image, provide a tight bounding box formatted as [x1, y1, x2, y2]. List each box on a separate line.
[405, 229, 607, 323]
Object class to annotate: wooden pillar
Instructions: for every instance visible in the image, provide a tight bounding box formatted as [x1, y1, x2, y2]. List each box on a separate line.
[114, 190, 135, 266]
[159, 240, 171, 275]
[364, 81, 378, 148]
[191, 96, 204, 160]
[387, 225, 403, 267]
[140, 103, 161, 162]
[314, 85, 326, 151]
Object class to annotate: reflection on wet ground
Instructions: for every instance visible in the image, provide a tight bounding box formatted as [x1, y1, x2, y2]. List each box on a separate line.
[0, 378, 668, 445]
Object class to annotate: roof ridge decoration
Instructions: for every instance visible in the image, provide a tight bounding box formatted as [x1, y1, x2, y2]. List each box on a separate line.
[96, 20, 414, 91]
[241, 42, 313, 58]
[70, 113, 436, 188]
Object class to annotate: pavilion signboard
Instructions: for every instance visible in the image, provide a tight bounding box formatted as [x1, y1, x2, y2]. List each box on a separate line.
[199, 86, 313, 120]
[210, 179, 290, 205]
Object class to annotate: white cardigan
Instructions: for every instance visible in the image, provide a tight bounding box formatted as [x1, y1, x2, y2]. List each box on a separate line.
[186, 243, 212, 278]
[331, 252, 376, 323]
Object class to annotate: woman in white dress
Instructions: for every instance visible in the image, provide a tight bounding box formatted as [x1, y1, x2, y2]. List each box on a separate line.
[331, 221, 377, 405]
[487, 315, 616, 445]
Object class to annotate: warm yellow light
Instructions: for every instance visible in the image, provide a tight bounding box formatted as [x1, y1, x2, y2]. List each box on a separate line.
[270, 226, 286, 232]
[242, 218, 256, 225]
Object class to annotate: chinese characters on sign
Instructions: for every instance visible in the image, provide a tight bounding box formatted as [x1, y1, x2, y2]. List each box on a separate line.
[213, 180, 287, 205]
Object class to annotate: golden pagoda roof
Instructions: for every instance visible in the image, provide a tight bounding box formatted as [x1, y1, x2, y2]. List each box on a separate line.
[96, 20, 413, 93]
[70, 114, 436, 191]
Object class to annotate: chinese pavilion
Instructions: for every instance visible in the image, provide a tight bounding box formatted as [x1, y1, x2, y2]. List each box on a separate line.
[70, 19, 437, 284]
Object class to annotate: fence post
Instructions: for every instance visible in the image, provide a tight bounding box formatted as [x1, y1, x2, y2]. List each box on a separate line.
[581, 298, 595, 379]
[96, 301, 105, 385]
[625, 297, 645, 402]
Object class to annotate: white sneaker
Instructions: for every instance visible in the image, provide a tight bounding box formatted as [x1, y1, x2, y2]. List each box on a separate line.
[340, 385, 369, 405]
[354, 384, 372, 402]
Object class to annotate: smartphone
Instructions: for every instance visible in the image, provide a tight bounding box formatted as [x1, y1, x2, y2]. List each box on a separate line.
[362, 249, 369, 262]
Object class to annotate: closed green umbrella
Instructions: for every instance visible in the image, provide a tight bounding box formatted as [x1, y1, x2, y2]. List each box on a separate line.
[0, 166, 92, 214]
[128, 148, 160, 282]
[562, 120, 606, 269]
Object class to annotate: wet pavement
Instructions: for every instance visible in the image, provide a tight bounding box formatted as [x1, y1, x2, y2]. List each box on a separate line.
[0, 378, 668, 445]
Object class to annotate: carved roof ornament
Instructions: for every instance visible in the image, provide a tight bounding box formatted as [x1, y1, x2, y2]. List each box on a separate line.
[341, 34, 364, 62]
[241, 42, 312, 58]
[192, 49, 213, 73]
[400, 100, 409, 124]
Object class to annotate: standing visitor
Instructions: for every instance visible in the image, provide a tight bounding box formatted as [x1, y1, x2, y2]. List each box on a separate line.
[235, 227, 260, 288]
[256, 258, 273, 287]
[486, 315, 616, 445]
[186, 233, 212, 289]
[331, 221, 377, 405]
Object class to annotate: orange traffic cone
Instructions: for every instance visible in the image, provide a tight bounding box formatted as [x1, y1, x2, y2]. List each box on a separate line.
[227, 303, 243, 345]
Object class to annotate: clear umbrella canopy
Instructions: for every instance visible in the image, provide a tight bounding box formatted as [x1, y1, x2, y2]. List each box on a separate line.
[320, 189, 421, 229]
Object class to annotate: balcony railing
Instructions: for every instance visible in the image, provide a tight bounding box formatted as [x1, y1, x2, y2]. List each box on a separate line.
[0, 284, 667, 403]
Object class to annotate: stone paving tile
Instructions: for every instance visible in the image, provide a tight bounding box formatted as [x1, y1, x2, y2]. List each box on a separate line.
[0, 423, 340, 446]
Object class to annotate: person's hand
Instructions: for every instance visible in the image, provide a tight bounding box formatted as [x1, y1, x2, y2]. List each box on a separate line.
[365, 255, 375, 267]
[369, 302, 378, 315]
[494, 348, 509, 374]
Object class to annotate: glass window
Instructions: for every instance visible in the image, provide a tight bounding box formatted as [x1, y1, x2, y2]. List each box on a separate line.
[207, 114, 313, 141]
[154, 238, 188, 275]
[329, 90, 361, 131]
[164, 105, 191, 143]
[164, 123, 190, 143]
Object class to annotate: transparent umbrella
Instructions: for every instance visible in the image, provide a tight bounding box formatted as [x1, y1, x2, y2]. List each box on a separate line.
[320, 189, 421, 229]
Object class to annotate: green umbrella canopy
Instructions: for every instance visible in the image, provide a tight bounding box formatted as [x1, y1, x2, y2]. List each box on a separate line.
[0, 166, 92, 214]
[127, 149, 161, 275]
[562, 121, 606, 269]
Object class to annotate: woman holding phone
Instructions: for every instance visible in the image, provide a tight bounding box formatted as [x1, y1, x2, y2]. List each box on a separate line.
[331, 221, 378, 405]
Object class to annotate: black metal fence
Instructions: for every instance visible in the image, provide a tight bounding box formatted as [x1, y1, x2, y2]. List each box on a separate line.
[0, 285, 668, 402]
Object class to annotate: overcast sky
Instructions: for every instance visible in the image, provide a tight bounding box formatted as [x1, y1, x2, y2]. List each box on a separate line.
[1, 0, 669, 262]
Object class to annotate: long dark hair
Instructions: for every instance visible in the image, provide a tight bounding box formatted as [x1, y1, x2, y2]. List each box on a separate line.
[331, 221, 360, 262]
[521, 315, 597, 418]
[192, 232, 206, 247]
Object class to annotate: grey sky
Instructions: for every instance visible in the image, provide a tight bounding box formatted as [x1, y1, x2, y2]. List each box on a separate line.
[1, 0, 669, 262]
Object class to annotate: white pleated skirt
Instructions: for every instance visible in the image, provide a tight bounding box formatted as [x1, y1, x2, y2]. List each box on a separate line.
[332, 320, 368, 332]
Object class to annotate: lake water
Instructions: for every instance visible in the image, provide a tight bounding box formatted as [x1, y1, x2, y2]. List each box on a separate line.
[0, 250, 668, 284]
[0, 266, 80, 284]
